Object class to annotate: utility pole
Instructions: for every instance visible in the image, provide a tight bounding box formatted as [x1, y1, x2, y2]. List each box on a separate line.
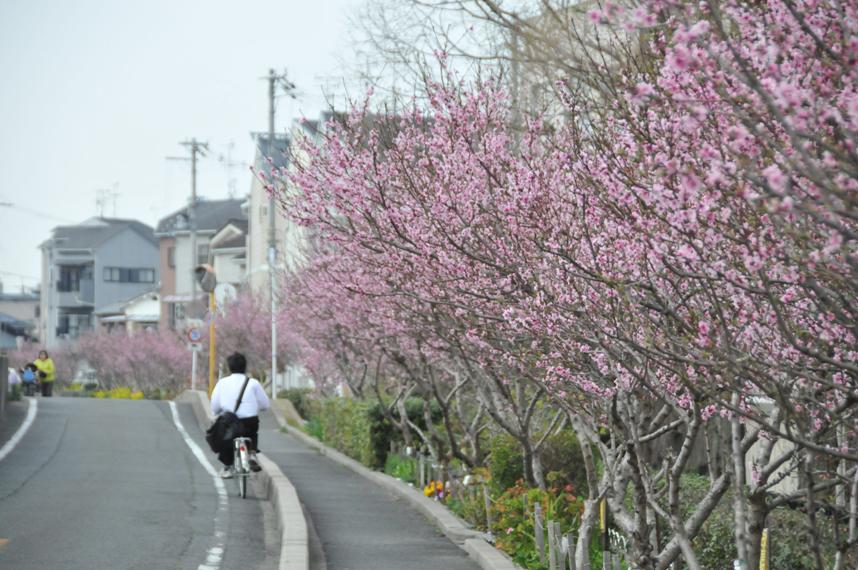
[264, 68, 295, 399]
[170, 138, 208, 390]
[179, 138, 209, 316]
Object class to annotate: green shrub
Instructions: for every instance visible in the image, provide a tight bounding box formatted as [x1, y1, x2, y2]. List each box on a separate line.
[488, 433, 524, 492]
[366, 398, 443, 468]
[277, 388, 314, 419]
[681, 474, 855, 569]
[365, 403, 396, 468]
[311, 398, 375, 466]
[539, 429, 587, 494]
[448, 489, 489, 531]
[492, 481, 584, 569]
[304, 417, 323, 440]
[384, 453, 416, 483]
[144, 388, 162, 400]
[9, 383, 22, 401]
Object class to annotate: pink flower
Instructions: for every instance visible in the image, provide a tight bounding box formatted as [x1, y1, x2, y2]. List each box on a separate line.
[761, 164, 787, 194]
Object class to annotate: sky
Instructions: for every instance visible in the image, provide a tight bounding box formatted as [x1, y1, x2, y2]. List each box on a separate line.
[0, 0, 362, 292]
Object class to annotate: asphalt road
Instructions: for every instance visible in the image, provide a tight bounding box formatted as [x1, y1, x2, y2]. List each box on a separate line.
[0, 397, 277, 570]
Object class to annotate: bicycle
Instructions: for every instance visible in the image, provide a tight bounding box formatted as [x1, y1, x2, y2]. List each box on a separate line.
[233, 436, 253, 498]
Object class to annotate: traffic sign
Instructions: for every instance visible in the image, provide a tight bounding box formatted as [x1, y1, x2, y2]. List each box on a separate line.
[187, 327, 202, 343]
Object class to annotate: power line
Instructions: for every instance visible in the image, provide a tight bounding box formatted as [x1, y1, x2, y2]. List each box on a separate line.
[0, 202, 75, 224]
[0, 269, 40, 280]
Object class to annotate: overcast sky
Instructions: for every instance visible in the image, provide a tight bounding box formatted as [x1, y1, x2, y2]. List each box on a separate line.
[0, 0, 362, 292]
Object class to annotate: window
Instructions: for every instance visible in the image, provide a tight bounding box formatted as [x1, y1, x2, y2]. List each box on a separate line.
[58, 266, 81, 292]
[103, 267, 156, 283]
[168, 302, 186, 330]
[57, 311, 92, 338]
[167, 246, 176, 268]
[197, 244, 209, 265]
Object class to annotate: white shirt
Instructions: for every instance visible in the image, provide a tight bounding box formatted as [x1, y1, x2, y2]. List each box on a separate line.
[210, 373, 270, 419]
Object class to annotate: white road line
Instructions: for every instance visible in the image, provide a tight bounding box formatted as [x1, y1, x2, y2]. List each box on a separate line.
[169, 401, 229, 570]
[0, 397, 37, 463]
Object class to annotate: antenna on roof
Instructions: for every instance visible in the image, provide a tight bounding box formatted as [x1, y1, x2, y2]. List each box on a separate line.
[217, 140, 249, 198]
[95, 183, 120, 217]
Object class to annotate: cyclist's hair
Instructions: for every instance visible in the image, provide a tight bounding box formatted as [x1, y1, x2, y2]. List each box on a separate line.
[227, 352, 247, 374]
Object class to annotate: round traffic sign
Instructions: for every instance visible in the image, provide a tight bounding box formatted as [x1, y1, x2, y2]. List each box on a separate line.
[187, 327, 202, 343]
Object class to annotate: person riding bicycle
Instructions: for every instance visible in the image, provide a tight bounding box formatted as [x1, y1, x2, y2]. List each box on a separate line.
[210, 352, 270, 478]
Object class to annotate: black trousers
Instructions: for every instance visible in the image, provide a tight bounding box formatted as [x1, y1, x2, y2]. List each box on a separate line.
[217, 416, 260, 467]
[40, 382, 53, 397]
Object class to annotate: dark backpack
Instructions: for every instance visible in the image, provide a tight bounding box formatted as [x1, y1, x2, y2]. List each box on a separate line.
[205, 375, 251, 454]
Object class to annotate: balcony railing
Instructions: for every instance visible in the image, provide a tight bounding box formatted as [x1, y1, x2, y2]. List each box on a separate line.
[56, 279, 94, 307]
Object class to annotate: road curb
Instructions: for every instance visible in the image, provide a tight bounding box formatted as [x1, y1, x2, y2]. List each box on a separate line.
[256, 453, 309, 570]
[268, 405, 520, 570]
[176, 390, 309, 570]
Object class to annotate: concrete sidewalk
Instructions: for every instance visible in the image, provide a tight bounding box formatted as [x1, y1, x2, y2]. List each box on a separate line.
[258, 410, 481, 570]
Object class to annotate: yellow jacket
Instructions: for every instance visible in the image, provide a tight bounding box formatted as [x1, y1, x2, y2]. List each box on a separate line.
[34, 358, 56, 382]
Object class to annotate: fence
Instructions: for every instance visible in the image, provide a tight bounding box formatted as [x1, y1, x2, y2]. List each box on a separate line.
[388, 443, 642, 570]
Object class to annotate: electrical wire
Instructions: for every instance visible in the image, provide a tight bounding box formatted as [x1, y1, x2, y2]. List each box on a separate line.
[0, 203, 75, 224]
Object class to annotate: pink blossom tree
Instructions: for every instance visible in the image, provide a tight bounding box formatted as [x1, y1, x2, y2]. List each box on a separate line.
[274, 1, 858, 567]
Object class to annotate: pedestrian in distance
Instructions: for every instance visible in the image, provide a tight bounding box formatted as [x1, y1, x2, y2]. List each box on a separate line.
[34, 350, 56, 397]
[210, 352, 270, 478]
[7, 366, 21, 394]
[8, 366, 21, 387]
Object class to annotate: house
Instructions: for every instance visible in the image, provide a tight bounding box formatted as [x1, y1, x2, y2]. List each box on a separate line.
[245, 127, 328, 392]
[210, 218, 247, 288]
[156, 198, 245, 331]
[94, 290, 160, 335]
[39, 217, 159, 347]
[0, 282, 40, 342]
[245, 133, 292, 293]
[0, 313, 33, 350]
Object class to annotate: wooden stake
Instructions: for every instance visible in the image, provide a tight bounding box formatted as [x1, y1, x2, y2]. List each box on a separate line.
[535, 503, 545, 565]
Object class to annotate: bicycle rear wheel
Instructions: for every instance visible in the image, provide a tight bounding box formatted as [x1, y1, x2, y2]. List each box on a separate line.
[238, 472, 247, 498]
[234, 439, 249, 499]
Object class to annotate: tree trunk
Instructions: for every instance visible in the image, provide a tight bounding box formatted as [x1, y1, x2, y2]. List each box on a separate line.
[731, 393, 750, 568]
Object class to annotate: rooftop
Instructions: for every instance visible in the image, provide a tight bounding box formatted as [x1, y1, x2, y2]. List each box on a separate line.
[42, 218, 157, 250]
[155, 198, 245, 236]
[0, 291, 39, 302]
[251, 133, 290, 174]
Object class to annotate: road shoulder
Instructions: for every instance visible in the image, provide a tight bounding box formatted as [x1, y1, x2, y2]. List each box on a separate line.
[0, 398, 31, 453]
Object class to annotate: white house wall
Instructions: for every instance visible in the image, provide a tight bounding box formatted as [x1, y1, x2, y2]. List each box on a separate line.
[173, 234, 212, 297]
[213, 251, 244, 285]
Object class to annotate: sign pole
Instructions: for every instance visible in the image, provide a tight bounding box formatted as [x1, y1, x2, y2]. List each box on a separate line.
[191, 349, 197, 391]
[187, 326, 203, 391]
[208, 292, 216, 397]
